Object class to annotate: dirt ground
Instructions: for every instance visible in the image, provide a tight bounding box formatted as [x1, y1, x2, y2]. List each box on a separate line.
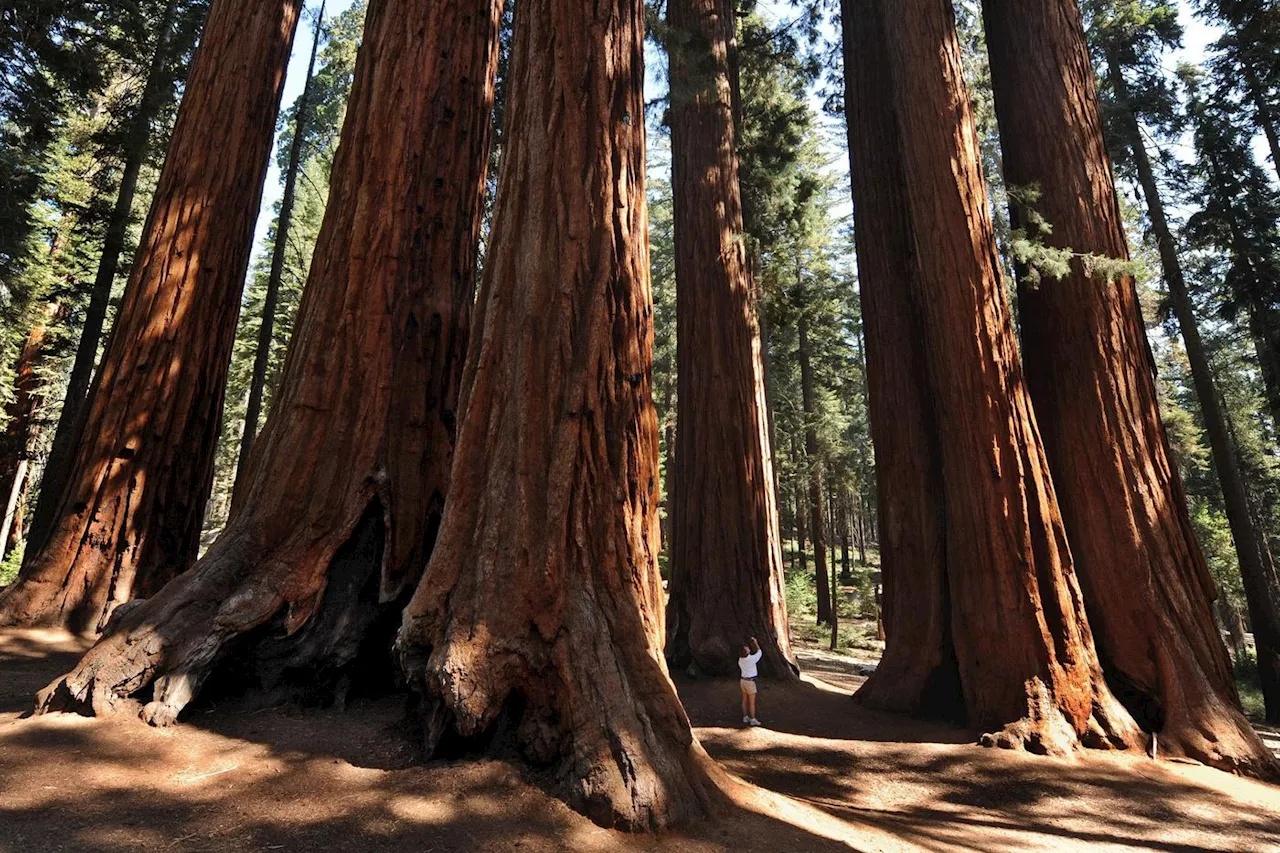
[2, 630, 1278, 852]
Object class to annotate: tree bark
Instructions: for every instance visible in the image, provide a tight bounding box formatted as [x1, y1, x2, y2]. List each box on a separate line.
[1107, 51, 1280, 726]
[233, 1, 327, 498]
[798, 311, 831, 625]
[983, 0, 1275, 772]
[34, 0, 500, 722]
[664, 0, 795, 680]
[0, 0, 303, 634]
[0, 308, 57, 562]
[841, 0, 959, 716]
[1243, 64, 1280, 185]
[874, 0, 1140, 753]
[25, 0, 191, 556]
[396, 0, 721, 829]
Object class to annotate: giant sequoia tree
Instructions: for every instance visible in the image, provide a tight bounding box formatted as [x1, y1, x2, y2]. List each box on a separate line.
[0, 0, 304, 633]
[33, 0, 501, 722]
[396, 0, 719, 829]
[663, 0, 796, 679]
[840, 0, 958, 716]
[981, 0, 1273, 771]
[850, 0, 1139, 754]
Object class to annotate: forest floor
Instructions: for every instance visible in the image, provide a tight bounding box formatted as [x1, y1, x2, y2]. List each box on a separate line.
[1, 628, 1279, 852]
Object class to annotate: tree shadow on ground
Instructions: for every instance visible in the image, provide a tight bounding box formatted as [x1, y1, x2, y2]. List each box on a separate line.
[0, 629, 878, 853]
[681, 669, 1280, 853]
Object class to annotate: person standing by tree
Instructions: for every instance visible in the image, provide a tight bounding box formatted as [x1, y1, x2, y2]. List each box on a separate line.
[739, 636, 763, 726]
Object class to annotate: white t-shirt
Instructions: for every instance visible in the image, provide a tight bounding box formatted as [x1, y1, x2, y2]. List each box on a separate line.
[739, 649, 763, 679]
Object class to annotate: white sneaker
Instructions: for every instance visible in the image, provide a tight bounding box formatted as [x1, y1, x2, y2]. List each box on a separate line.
[743, 715, 751, 724]
[749, 718, 762, 727]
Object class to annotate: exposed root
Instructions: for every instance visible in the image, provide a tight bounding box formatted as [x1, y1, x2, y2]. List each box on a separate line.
[34, 504, 396, 725]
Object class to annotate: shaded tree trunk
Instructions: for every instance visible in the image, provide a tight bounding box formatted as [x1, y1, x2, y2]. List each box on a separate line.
[0, 0, 303, 634]
[396, 0, 721, 830]
[798, 312, 830, 625]
[839, 489, 851, 583]
[34, 0, 499, 721]
[1245, 302, 1280, 435]
[664, 0, 795, 679]
[859, 0, 1140, 753]
[983, 0, 1274, 772]
[26, 0, 193, 556]
[0, 308, 58, 562]
[1108, 51, 1280, 726]
[841, 0, 958, 716]
[233, 0, 327, 498]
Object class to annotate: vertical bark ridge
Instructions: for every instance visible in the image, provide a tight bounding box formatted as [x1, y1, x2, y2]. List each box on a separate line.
[664, 0, 796, 680]
[33, 0, 502, 725]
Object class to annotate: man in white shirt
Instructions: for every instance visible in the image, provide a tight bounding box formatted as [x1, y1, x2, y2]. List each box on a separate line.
[738, 637, 763, 726]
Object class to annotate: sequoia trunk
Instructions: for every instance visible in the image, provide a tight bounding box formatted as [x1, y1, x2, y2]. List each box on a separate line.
[0, 309, 58, 561]
[34, 0, 500, 723]
[234, 1, 326, 495]
[396, 0, 720, 829]
[841, 0, 958, 716]
[880, 0, 1138, 753]
[664, 0, 795, 679]
[1, 0, 304, 633]
[1107, 52, 1280, 724]
[983, 0, 1274, 771]
[24, 0, 198, 556]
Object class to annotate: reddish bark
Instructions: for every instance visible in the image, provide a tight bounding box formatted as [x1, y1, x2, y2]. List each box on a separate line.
[664, 0, 796, 679]
[0, 0, 304, 633]
[0, 308, 58, 559]
[840, 0, 958, 717]
[871, 0, 1139, 753]
[1107, 51, 1280, 726]
[982, 0, 1275, 773]
[396, 0, 720, 829]
[34, 0, 501, 722]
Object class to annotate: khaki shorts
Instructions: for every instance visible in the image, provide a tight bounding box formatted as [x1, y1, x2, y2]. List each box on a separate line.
[740, 678, 758, 695]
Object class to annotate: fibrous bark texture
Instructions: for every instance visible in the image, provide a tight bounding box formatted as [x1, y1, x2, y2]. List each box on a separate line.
[840, 0, 959, 717]
[33, 0, 501, 724]
[872, 0, 1139, 754]
[1107, 53, 1280, 725]
[982, 0, 1275, 773]
[0, 0, 304, 633]
[396, 0, 719, 830]
[664, 0, 796, 680]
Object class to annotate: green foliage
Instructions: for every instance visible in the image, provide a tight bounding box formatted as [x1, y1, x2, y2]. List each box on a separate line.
[0, 542, 22, 587]
[1234, 648, 1266, 720]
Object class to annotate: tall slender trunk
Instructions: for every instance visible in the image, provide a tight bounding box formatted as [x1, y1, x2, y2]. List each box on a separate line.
[870, 0, 1139, 752]
[397, 0, 722, 828]
[1108, 51, 1280, 725]
[795, 478, 808, 574]
[841, 0, 957, 716]
[664, 0, 795, 678]
[0, 308, 59, 562]
[1246, 303, 1280, 434]
[234, 1, 327, 497]
[798, 311, 831, 625]
[839, 489, 851, 582]
[39, 0, 501, 726]
[26, 0, 190, 555]
[981, 0, 1274, 771]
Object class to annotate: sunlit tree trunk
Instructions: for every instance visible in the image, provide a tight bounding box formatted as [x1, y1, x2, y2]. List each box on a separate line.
[1107, 50, 1280, 726]
[868, 0, 1139, 752]
[982, 0, 1274, 771]
[397, 0, 721, 828]
[35, 0, 501, 721]
[1, 0, 304, 633]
